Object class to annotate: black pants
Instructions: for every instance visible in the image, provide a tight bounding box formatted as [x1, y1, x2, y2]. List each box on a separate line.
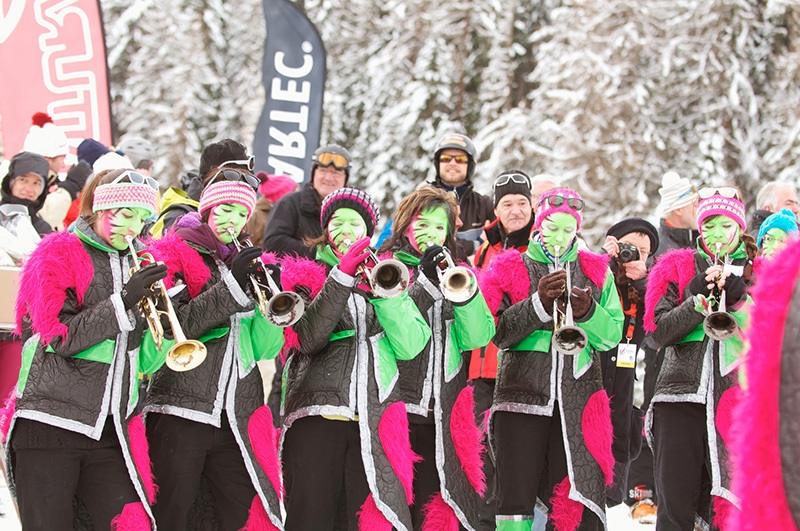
[14, 445, 140, 530]
[472, 378, 497, 531]
[408, 420, 440, 530]
[626, 345, 662, 506]
[146, 412, 256, 531]
[651, 402, 712, 531]
[283, 416, 370, 531]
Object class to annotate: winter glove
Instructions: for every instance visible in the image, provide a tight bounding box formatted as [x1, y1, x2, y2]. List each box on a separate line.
[419, 245, 445, 287]
[722, 274, 747, 304]
[686, 273, 713, 298]
[122, 263, 168, 310]
[231, 246, 264, 290]
[537, 269, 567, 311]
[568, 287, 593, 320]
[338, 237, 372, 276]
[58, 161, 92, 200]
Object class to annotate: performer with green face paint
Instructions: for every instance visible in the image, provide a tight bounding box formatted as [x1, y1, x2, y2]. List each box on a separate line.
[644, 188, 757, 531]
[7, 169, 167, 530]
[479, 188, 624, 531]
[378, 187, 495, 530]
[143, 164, 286, 531]
[279, 187, 432, 531]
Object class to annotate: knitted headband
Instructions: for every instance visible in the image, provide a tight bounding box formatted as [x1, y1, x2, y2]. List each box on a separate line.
[198, 180, 257, 219]
[93, 183, 158, 217]
[535, 188, 583, 231]
[696, 194, 746, 231]
[757, 208, 799, 246]
[320, 187, 380, 237]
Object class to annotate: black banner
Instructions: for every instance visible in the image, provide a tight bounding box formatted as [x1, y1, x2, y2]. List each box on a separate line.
[253, 0, 326, 184]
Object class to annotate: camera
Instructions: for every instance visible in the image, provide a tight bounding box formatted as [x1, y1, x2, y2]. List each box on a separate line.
[617, 243, 640, 263]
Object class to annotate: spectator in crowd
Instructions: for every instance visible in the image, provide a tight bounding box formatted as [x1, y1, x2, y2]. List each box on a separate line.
[750, 181, 799, 236]
[1, 152, 53, 236]
[23, 113, 92, 231]
[529, 174, 559, 221]
[245, 171, 298, 247]
[118, 137, 157, 177]
[262, 144, 351, 258]
[428, 133, 494, 259]
[653, 171, 700, 258]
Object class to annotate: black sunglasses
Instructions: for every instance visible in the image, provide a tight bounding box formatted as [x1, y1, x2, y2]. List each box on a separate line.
[211, 168, 259, 189]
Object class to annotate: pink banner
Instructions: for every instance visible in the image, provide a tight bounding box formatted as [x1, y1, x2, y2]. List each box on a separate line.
[0, 0, 112, 159]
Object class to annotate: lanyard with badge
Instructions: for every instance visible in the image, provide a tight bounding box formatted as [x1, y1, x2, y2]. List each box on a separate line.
[617, 299, 637, 369]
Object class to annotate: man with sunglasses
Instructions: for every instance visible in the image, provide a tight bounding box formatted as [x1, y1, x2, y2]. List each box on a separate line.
[430, 134, 494, 260]
[262, 144, 351, 259]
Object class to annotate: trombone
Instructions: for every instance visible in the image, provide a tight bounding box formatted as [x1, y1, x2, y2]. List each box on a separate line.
[227, 229, 304, 327]
[348, 239, 409, 298]
[434, 247, 478, 303]
[125, 236, 207, 372]
[703, 243, 739, 342]
[551, 246, 589, 356]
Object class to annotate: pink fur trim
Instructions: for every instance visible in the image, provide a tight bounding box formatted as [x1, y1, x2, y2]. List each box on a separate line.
[581, 390, 614, 486]
[128, 415, 158, 504]
[278, 256, 327, 362]
[450, 386, 486, 495]
[549, 476, 584, 531]
[357, 493, 393, 531]
[240, 495, 281, 531]
[728, 238, 800, 531]
[478, 249, 531, 318]
[248, 405, 283, 500]
[714, 386, 741, 449]
[0, 389, 16, 443]
[644, 248, 695, 332]
[145, 233, 211, 298]
[577, 250, 609, 289]
[15, 231, 93, 344]
[110, 501, 151, 531]
[421, 492, 459, 531]
[379, 401, 422, 503]
[713, 495, 735, 531]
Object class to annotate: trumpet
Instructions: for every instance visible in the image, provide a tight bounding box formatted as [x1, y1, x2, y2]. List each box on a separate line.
[551, 246, 588, 356]
[227, 229, 304, 327]
[125, 236, 207, 372]
[433, 247, 478, 303]
[703, 243, 739, 342]
[349, 240, 409, 298]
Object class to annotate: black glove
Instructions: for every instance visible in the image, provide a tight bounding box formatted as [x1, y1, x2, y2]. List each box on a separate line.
[231, 246, 263, 290]
[723, 275, 747, 304]
[58, 161, 92, 200]
[686, 273, 712, 298]
[122, 263, 168, 310]
[419, 245, 445, 286]
[568, 287, 593, 320]
[537, 270, 567, 310]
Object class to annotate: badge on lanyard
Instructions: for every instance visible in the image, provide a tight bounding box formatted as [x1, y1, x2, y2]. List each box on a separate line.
[617, 341, 637, 369]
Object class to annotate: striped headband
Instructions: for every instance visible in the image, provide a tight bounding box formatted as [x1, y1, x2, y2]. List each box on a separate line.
[198, 180, 257, 219]
[93, 183, 158, 217]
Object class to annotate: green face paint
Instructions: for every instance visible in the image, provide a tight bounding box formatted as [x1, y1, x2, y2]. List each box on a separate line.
[407, 206, 449, 254]
[327, 207, 367, 254]
[97, 207, 150, 250]
[539, 212, 578, 256]
[700, 215, 741, 256]
[761, 228, 790, 258]
[209, 203, 249, 244]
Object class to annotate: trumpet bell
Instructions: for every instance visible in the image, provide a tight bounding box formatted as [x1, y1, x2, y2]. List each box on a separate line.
[369, 259, 409, 298]
[440, 266, 478, 303]
[166, 339, 208, 372]
[552, 326, 588, 356]
[267, 291, 305, 327]
[703, 311, 738, 342]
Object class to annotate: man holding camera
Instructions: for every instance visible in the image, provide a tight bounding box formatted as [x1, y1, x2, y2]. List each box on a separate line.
[600, 217, 659, 514]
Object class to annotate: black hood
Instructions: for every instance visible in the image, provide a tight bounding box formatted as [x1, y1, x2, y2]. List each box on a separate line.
[1, 169, 49, 218]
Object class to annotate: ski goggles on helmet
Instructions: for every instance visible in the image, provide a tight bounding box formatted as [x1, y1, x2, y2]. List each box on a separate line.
[314, 151, 349, 170]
